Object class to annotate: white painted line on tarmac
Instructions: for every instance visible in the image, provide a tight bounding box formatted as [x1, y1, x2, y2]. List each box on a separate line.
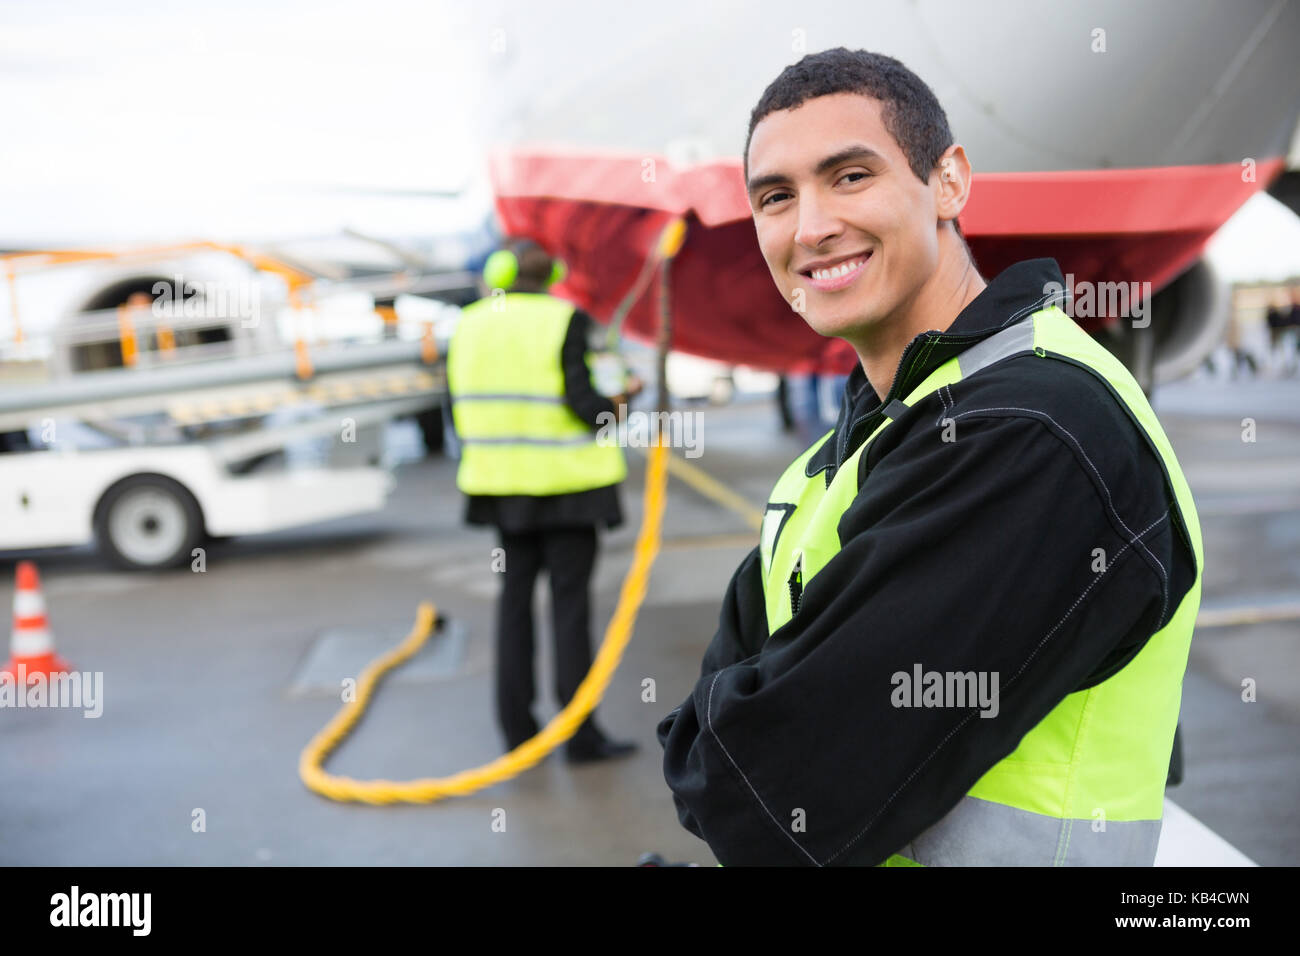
[1155, 798, 1257, 866]
[38, 574, 150, 596]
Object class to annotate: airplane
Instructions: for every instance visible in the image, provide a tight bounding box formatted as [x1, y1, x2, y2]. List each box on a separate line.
[476, 0, 1300, 392]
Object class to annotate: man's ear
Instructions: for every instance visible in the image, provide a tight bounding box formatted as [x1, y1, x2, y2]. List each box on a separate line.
[932, 144, 973, 227]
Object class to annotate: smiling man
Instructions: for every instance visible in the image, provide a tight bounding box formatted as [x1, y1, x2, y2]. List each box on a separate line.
[656, 48, 1203, 866]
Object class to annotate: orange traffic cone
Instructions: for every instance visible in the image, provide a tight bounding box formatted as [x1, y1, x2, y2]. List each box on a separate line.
[1, 561, 71, 682]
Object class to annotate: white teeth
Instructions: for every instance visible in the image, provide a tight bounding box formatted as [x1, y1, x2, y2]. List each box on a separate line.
[810, 256, 868, 281]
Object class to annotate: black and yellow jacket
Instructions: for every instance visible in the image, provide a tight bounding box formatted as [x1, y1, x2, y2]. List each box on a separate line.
[657, 259, 1199, 866]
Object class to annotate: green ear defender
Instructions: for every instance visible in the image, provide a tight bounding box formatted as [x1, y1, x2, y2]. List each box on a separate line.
[482, 249, 520, 291]
[482, 242, 567, 291]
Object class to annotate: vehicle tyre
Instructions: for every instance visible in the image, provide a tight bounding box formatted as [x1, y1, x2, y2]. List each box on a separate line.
[94, 474, 205, 571]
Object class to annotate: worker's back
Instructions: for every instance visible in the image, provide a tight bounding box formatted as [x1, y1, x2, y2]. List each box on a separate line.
[447, 292, 626, 497]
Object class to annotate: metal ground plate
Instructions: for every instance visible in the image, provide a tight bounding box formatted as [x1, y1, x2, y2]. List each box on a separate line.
[287, 617, 469, 696]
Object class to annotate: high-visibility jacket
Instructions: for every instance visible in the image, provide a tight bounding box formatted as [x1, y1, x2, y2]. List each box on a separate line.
[758, 303, 1203, 865]
[447, 293, 626, 496]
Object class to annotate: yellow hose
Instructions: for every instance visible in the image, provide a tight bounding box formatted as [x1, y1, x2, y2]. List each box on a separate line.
[299, 437, 670, 803]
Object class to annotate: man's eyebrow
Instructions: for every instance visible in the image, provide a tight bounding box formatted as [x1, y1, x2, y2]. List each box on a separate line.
[746, 145, 884, 197]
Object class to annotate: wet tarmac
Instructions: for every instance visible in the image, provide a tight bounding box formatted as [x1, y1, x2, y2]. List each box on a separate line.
[1, 378, 1297, 865]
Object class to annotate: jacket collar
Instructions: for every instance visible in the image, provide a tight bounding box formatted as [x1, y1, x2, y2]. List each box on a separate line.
[807, 257, 1066, 478]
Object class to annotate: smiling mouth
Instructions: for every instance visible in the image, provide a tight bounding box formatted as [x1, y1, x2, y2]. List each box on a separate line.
[799, 251, 873, 291]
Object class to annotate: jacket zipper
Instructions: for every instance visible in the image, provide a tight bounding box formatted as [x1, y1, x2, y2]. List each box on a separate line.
[838, 335, 928, 467]
[838, 330, 986, 467]
[788, 549, 804, 617]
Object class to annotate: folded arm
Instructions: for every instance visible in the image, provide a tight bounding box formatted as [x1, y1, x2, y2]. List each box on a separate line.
[657, 412, 1184, 865]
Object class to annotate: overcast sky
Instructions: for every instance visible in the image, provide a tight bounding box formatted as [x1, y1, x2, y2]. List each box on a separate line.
[1, 0, 1297, 282]
[0, 0, 494, 241]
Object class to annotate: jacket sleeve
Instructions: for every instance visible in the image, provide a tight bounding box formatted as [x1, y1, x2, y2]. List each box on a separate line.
[656, 411, 1183, 865]
[561, 309, 617, 430]
[697, 545, 769, 674]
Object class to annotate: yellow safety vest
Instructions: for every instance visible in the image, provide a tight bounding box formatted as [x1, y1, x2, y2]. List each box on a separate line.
[759, 305, 1203, 865]
[447, 292, 626, 495]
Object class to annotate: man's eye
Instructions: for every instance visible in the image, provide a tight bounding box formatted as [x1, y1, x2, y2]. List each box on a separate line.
[761, 191, 791, 208]
[840, 171, 869, 185]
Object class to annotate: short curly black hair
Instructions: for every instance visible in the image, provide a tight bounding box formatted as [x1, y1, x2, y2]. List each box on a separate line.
[744, 48, 955, 189]
[504, 237, 557, 290]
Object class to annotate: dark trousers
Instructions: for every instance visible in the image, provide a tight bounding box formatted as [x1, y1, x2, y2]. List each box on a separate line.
[495, 525, 606, 752]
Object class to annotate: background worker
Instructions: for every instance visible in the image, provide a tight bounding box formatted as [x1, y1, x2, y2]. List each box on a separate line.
[448, 236, 641, 763]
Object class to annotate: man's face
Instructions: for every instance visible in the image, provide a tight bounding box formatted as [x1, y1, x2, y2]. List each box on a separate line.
[746, 92, 942, 341]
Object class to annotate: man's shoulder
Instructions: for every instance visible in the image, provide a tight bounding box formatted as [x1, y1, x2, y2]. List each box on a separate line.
[947, 352, 1142, 451]
[851, 351, 1193, 620]
[879, 352, 1171, 526]
[935, 353, 1170, 522]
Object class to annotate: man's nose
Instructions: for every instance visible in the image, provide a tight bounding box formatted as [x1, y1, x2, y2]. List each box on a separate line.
[794, 191, 845, 250]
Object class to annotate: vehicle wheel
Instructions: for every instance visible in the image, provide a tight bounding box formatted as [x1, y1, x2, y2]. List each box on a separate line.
[94, 475, 205, 570]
